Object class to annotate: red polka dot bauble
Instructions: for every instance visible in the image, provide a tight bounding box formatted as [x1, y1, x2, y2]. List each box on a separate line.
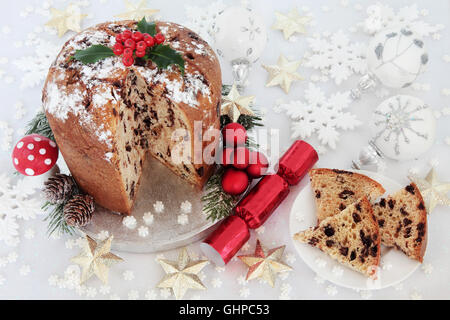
[221, 168, 249, 196]
[12, 134, 59, 176]
[246, 151, 269, 178]
[222, 123, 247, 147]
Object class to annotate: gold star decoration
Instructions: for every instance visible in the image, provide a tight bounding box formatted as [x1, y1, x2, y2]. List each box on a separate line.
[157, 247, 209, 300]
[221, 83, 255, 123]
[45, 3, 87, 38]
[262, 55, 303, 94]
[238, 239, 292, 287]
[272, 8, 312, 40]
[71, 235, 123, 285]
[409, 168, 450, 213]
[115, 0, 159, 21]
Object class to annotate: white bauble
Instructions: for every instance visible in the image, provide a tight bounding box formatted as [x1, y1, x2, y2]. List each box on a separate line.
[366, 28, 428, 88]
[370, 95, 436, 161]
[213, 6, 267, 63]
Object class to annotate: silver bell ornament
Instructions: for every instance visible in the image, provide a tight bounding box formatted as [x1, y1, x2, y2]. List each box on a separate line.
[353, 95, 436, 170]
[213, 6, 267, 90]
[351, 27, 428, 99]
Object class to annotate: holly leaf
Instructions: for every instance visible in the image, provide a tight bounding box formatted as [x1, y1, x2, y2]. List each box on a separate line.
[72, 45, 115, 64]
[137, 17, 156, 36]
[147, 44, 185, 75]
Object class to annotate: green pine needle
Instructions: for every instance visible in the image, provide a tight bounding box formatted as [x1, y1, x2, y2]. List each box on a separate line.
[201, 166, 239, 221]
[25, 111, 55, 141]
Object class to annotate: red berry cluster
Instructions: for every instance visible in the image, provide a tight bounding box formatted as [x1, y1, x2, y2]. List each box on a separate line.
[220, 123, 269, 196]
[113, 30, 165, 67]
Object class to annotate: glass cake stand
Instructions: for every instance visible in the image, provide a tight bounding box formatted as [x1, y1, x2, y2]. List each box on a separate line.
[80, 157, 221, 253]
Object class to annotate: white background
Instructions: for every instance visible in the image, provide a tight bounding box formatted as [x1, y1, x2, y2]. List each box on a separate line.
[0, 0, 449, 300]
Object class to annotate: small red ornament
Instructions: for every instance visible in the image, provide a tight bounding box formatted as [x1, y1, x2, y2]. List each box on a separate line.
[221, 168, 249, 195]
[246, 151, 269, 178]
[221, 148, 234, 166]
[222, 123, 247, 147]
[132, 31, 143, 42]
[135, 50, 146, 58]
[154, 33, 165, 44]
[122, 30, 132, 39]
[115, 33, 124, 43]
[12, 134, 59, 176]
[113, 43, 124, 55]
[144, 34, 155, 47]
[136, 41, 147, 51]
[124, 39, 136, 50]
[123, 48, 133, 57]
[122, 55, 134, 67]
[231, 147, 250, 170]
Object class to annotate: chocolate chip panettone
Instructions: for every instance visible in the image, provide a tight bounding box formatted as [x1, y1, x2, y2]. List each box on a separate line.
[294, 197, 381, 277]
[42, 21, 222, 215]
[309, 169, 385, 222]
[373, 183, 427, 262]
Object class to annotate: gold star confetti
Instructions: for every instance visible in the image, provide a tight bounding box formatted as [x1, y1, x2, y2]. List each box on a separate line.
[238, 239, 292, 287]
[45, 3, 87, 38]
[272, 8, 312, 39]
[71, 235, 123, 284]
[115, 0, 159, 21]
[157, 247, 208, 300]
[221, 83, 255, 123]
[262, 55, 303, 94]
[409, 168, 450, 213]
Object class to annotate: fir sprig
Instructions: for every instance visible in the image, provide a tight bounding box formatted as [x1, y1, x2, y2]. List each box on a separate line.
[43, 181, 80, 236]
[25, 111, 54, 141]
[201, 166, 238, 221]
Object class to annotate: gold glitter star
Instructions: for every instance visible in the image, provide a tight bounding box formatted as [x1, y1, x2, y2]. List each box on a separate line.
[71, 235, 123, 285]
[238, 240, 292, 287]
[262, 55, 303, 94]
[45, 3, 87, 38]
[115, 0, 159, 21]
[272, 8, 312, 39]
[221, 84, 255, 123]
[157, 247, 208, 300]
[409, 168, 450, 213]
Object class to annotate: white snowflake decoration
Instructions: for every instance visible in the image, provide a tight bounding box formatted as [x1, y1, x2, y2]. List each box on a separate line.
[13, 39, 60, 89]
[305, 30, 367, 85]
[279, 83, 361, 150]
[361, 3, 445, 38]
[184, 0, 226, 45]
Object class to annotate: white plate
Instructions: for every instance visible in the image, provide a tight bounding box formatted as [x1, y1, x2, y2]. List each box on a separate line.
[289, 170, 420, 290]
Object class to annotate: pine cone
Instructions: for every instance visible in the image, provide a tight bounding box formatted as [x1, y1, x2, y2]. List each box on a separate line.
[44, 173, 76, 204]
[64, 194, 95, 227]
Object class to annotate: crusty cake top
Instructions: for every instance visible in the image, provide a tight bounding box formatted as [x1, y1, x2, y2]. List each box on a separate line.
[42, 20, 220, 150]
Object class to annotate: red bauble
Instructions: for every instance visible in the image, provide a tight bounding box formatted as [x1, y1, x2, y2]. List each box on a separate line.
[231, 147, 250, 170]
[221, 148, 234, 166]
[12, 134, 59, 176]
[222, 123, 247, 147]
[246, 151, 269, 178]
[221, 168, 249, 195]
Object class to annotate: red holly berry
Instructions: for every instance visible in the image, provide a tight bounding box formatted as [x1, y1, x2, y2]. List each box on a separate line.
[222, 123, 247, 147]
[231, 147, 250, 170]
[135, 50, 146, 58]
[124, 39, 136, 50]
[12, 134, 59, 176]
[221, 168, 249, 195]
[115, 33, 124, 43]
[122, 55, 134, 67]
[136, 41, 147, 51]
[123, 48, 134, 57]
[220, 148, 234, 166]
[154, 33, 165, 44]
[246, 151, 269, 178]
[122, 30, 132, 39]
[132, 31, 143, 41]
[144, 35, 155, 47]
[113, 43, 124, 55]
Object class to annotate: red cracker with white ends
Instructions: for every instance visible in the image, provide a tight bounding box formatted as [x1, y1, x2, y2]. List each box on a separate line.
[12, 134, 59, 176]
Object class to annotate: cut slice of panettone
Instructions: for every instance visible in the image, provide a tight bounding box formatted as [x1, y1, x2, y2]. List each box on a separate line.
[309, 169, 385, 222]
[372, 183, 427, 262]
[294, 197, 381, 277]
